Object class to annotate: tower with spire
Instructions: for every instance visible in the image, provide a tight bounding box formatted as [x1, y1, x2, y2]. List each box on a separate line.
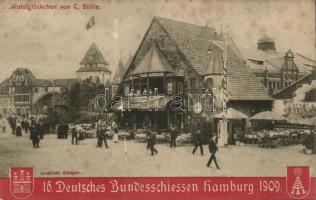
[77, 42, 112, 84]
[112, 54, 131, 95]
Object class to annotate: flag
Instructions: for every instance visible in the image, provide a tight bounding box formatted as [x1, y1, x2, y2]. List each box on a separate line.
[86, 16, 95, 30]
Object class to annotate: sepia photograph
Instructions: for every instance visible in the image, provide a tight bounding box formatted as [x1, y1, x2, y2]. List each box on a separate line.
[0, 0, 315, 199]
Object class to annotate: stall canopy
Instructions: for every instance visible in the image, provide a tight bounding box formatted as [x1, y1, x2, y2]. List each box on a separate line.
[250, 111, 286, 121]
[305, 117, 316, 126]
[286, 113, 309, 125]
[214, 108, 248, 119]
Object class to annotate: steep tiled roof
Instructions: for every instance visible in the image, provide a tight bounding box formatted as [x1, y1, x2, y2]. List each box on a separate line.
[80, 43, 109, 65]
[77, 66, 111, 73]
[33, 79, 53, 87]
[13, 68, 36, 81]
[273, 74, 313, 99]
[52, 78, 79, 88]
[0, 79, 9, 95]
[205, 44, 224, 74]
[226, 47, 271, 100]
[113, 59, 126, 85]
[239, 48, 315, 73]
[155, 17, 270, 101]
[156, 17, 218, 75]
[131, 42, 174, 75]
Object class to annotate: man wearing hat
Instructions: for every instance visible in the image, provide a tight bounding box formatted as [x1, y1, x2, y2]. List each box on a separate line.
[192, 129, 204, 155]
[100, 126, 109, 148]
[30, 120, 40, 148]
[71, 127, 78, 145]
[170, 127, 178, 148]
[206, 136, 220, 169]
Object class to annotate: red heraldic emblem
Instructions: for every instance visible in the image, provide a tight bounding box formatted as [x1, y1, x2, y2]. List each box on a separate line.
[10, 168, 34, 199]
[286, 166, 311, 199]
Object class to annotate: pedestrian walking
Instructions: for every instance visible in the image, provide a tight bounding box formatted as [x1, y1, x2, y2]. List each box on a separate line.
[77, 127, 84, 144]
[38, 121, 44, 139]
[30, 121, 40, 148]
[63, 123, 69, 139]
[192, 129, 204, 155]
[16, 121, 22, 136]
[170, 128, 177, 148]
[206, 136, 220, 169]
[57, 123, 63, 139]
[96, 128, 102, 147]
[146, 130, 151, 150]
[71, 127, 78, 145]
[8, 116, 16, 135]
[112, 121, 119, 143]
[1, 119, 6, 133]
[148, 132, 158, 156]
[24, 120, 30, 134]
[100, 127, 109, 148]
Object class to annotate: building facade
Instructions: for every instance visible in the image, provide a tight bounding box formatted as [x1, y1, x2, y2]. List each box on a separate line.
[76, 43, 112, 84]
[0, 68, 78, 117]
[240, 35, 316, 94]
[113, 17, 272, 134]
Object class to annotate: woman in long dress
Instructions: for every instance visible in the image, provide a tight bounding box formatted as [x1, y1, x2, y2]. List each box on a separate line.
[112, 121, 119, 143]
[16, 121, 22, 136]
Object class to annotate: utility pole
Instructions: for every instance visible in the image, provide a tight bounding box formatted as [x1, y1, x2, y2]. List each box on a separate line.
[52, 78, 55, 110]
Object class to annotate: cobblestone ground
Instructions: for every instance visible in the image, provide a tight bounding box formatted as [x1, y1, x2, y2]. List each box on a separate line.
[0, 125, 315, 177]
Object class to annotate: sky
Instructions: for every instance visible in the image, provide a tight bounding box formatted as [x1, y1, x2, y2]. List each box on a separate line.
[0, 0, 315, 83]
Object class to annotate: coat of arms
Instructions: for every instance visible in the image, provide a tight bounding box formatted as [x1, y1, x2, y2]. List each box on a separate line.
[10, 168, 34, 199]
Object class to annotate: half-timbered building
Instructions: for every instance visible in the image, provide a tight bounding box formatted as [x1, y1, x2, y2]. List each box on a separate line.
[113, 17, 272, 133]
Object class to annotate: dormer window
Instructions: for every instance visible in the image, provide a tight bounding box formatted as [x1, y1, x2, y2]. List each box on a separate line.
[248, 59, 264, 65]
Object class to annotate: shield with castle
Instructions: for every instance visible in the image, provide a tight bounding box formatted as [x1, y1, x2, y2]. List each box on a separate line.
[10, 167, 34, 199]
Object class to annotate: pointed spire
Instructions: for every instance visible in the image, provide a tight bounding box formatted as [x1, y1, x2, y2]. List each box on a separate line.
[131, 41, 174, 75]
[80, 43, 108, 65]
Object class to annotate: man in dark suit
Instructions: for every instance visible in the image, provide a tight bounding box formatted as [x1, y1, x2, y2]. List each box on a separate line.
[192, 129, 204, 155]
[30, 121, 40, 148]
[148, 132, 158, 156]
[24, 120, 30, 134]
[71, 127, 78, 145]
[96, 128, 102, 147]
[100, 127, 109, 148]
[57, 123, 63, 139]
[207, 136, 220, 169]
[63, 123, 69, 139]
[170, 128, 177, 148]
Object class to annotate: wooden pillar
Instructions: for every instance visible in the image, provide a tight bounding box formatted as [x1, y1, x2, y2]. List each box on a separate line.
[163, 73, 166, 94]
[132, 76, 134, 90]
[147, 73, 149, 93]
[139, 76, 142, 93]
[167, 111, 170, 131]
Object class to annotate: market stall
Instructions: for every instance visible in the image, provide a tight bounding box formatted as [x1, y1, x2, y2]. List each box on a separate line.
[214, 108, 248, 145]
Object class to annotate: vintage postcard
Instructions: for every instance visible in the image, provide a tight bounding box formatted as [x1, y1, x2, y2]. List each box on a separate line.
[0, 0, 315, 199]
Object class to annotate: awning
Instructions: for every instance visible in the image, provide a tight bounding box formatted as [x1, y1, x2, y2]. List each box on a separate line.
[286, 113, 309, 125]
[250, 111, 286, 121]
[305, 117, 316, 126]
[214, 108, 248, 119]
[112, 96, 171, 111]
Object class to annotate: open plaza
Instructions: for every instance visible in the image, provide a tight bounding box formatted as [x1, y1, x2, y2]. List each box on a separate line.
[0, 126, 315, 178]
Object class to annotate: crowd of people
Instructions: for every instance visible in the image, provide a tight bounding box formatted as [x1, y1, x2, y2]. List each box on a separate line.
[1, 115, 221, 169]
